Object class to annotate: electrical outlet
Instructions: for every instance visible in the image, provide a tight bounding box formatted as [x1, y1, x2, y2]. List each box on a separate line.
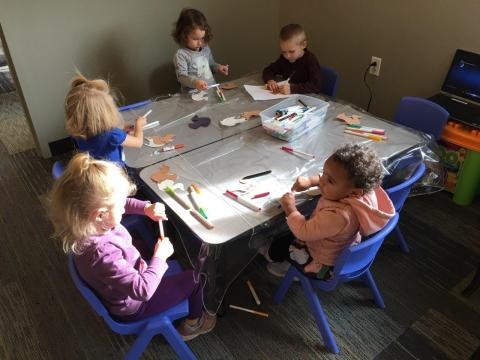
[369, 56, 382, 76]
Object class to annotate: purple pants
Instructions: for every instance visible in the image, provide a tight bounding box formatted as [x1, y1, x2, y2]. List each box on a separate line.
[121, 269, 203, 322]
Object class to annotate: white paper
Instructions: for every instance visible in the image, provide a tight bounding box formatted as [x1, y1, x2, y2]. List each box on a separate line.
[244, 84, 292, 101]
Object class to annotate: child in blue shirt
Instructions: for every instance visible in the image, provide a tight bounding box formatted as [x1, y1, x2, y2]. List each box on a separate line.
[172, 8, 229, 92]
[65, 74, 146, 165]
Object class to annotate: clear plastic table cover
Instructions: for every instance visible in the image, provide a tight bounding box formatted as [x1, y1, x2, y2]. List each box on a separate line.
[138, 95, 442, 312]
[122, 73, 283, 169]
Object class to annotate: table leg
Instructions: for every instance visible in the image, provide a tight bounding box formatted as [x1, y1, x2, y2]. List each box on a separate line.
[453, 150, 480, 205]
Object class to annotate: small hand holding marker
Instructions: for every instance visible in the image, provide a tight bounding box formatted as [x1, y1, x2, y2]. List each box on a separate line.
[280, 191, 297, 216]
[218, 64, 229, 76]
[195, 79, 208, 91]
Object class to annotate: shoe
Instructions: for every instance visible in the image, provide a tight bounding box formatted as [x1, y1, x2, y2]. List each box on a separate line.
[267, 261, 291, 277]
[177, 312, 217, 341]
[257, 243, 273, 263]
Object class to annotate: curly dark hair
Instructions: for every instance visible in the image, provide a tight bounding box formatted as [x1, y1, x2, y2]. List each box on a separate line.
[172, 8, 212, 46]
[331, 143, 384, 192]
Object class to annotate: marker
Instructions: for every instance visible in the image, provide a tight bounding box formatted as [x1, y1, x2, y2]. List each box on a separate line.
[346, 128, 388, 138]
[344, 129, 385, 141]
[161, 144, 185, 152]
[229, 305, 268, 318]
[251, 192, 270, 199]
[158, 221, 164, 240]
[225, 190, 261, 212]
[188, 185, 208, 219]
[241, 170, 272, 181]
[142, 120, 159, 130]
[281, 146, 315, 159]
[346, 124, 385, 135]
[190, 209, 214, 229]
[246, 280, 261, 305]
[165, 186, 191, 210]
[298, 98, 308, 108]
[142, 110, 152, 118]
[207, 83, 220, 89]
[191, 183, 202, 194]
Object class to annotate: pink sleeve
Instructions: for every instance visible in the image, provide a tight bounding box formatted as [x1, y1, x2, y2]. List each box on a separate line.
[96, 244, 168, 301]
[286, 208, 348, 242]
[125, 198, 149, 215]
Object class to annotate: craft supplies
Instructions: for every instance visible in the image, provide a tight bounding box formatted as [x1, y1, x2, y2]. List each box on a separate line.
[142, 110, 152, 118]
[190, 209, 214, 229]
[142, 121, 159, 130]
[188, 185, 208, 219]
[144, 134, 175, 147]
[150, 165, 177, 183]
[188, 115, 211, 129]
[158, 221, 164, 240]
[191, 91, 208, 101]
[336, 113, 361, 125]
[225, 190, 261, 212]
[345, 124, 386, 135]
[160, 144, 185, 152]
[229, 305, 268, 318]
[261, 95, 329, 141]
[165, 186, 191, 210]
[281, 146, 315, 159]
[207, 83, 220, 89]
[251, 192, 270, 199]
[240, 170, 272, 181]
[215, 85, 226, 102]
[246, 280, 261, 305]
[344, 129, 386, 141]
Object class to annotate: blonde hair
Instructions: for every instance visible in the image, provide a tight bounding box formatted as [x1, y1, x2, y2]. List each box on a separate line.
[279, 24, 307, 44]
[49, 153, 136, 254]
[65, 73, 122, 139]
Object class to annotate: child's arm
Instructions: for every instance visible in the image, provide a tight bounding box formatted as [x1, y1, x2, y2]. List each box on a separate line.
[174, 50, 202, 89]
[291, 175, 321, 192]
[262, 56, 283, 83]
[122, 116, 146, 148]
[289, 53, 322, 94]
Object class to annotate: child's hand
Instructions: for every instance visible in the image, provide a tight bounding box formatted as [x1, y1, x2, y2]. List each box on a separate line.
[218, 64, 229, 76]
[291, 176, 311, 192]
[135, 116, 147, 128]
[280, 192, 296, 215]
[195, 80, 208, 91]
[278, 83, 291, 95]
[144, 202, 168, 221]
[153, 237, 174, 260]
[266, 80, 279, 93]
[124, 124, 135, 134]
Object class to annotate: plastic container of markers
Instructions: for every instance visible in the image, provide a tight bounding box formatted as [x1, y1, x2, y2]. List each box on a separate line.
[260, 95, 329, 141]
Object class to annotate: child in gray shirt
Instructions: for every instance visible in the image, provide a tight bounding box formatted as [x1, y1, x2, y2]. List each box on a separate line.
[172, 8, 229, 92]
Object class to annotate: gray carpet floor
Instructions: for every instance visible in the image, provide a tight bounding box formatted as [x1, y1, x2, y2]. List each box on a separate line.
[0, 100, 478, 358]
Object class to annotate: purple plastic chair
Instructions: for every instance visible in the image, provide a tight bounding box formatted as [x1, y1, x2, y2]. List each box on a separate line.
[273, 213, 399, 354]
[320, 65, 340, 98]
[385, 162, 426, 253]
[393, 96, 450, 140]
[68, 255, 196, 360]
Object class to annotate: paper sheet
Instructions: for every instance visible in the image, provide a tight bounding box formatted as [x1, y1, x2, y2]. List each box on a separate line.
[244, 84, 292, 101]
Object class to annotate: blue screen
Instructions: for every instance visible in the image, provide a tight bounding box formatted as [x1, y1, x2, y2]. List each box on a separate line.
[442, 49, 480, 102]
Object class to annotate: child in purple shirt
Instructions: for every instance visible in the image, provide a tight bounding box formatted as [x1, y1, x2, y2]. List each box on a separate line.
[49, 153, 216, 341]
[65, 73, 146, 166]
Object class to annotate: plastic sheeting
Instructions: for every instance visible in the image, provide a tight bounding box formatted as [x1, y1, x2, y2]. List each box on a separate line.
[136, 77, 444, 312]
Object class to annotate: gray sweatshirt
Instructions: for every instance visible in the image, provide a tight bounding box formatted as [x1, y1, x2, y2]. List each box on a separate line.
[173, 45, 219, 91]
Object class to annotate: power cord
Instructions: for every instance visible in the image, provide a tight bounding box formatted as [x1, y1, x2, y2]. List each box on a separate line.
[363, 61, 377, 112]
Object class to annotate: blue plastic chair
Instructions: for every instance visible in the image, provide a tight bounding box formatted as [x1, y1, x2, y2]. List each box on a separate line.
[68, 255, 196, 360]
[393, 96, 450, 140]
[320, 65, 340, 98]
[273, 213, 399, 354]
[385, 162, 426, 253]
[52, 161, 64, 179]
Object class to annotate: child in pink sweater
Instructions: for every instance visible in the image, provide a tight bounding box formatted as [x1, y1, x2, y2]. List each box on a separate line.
[265, 143, 395, 279]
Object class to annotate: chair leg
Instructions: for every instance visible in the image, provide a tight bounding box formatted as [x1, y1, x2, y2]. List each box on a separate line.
[273, 266, 297, 304]
[300, 278, 339, 354]
[124, 330, 155, 360]
[362, 269, 385, 309]
[161, 321, 197, 360]
[394, 224, 409, 253]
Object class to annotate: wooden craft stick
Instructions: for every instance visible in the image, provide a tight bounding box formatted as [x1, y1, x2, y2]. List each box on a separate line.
[229, 305, 268, 318]
[246, 280, 261, 305]
[190, 209, 214, 229]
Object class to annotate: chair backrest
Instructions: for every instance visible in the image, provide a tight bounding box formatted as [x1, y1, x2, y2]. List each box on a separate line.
[68, 254, 112, 320]
[393, 96, 449, 140]
[52, 161, 64, 179]
[385, 162, 426, 212]
[320, 65, 340, 97]
[334, 213, 399, 280]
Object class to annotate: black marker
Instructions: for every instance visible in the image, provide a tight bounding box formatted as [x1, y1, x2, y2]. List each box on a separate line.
[241, 170, 272, 181]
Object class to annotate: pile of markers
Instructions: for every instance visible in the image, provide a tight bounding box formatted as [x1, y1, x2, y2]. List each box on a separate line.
[344, 124, 387, 141]
[214, 85, 226, 102]
[272, 99, 316, 129]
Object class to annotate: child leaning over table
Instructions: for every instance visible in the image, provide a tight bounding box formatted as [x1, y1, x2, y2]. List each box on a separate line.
[263, 23, 322, 95]
[260, 143, 395, 279]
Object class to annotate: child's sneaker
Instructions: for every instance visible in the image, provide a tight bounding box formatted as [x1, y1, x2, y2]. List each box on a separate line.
[267, 261, 291, 277]
[177, 312, 217, 341]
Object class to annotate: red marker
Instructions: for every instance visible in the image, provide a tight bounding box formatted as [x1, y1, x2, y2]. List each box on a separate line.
[225, 190, 261, 212]
[281, 146, 315, 159]
[251, 192, 270, 199]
